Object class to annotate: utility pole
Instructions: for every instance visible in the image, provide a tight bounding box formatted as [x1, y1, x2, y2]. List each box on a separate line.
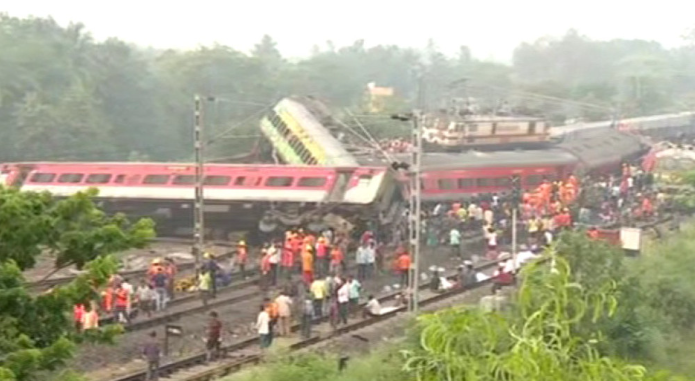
[408, 110, 423, 313]
[408, 72, 425, 314]
[193, 94, 205, 270]
[510, 175, 521, 270]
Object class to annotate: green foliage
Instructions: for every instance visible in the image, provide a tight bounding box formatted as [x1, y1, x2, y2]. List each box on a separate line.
[221, 348, 407, 381]
[403, 256, 652, 381]
[0, 187, 153, 380]
[2, 16, 695, 162]
[0, 187, 154, 271]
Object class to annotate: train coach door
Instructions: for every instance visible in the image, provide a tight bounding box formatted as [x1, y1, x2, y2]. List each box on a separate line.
[327, 169, 353, 202]
[10, 165, 37, 187]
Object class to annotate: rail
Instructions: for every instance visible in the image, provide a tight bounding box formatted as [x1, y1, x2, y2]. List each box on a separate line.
[103, 258, 502, 381]
[101, 216, 674, 381]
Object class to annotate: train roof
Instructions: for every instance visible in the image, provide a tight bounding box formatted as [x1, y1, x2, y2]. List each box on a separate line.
[557, 128, 646, 168]
[375, 149, 577, 171]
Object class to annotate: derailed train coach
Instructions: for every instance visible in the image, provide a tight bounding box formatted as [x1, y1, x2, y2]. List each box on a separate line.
[551, 111, 695, 141]
[391, 127, 648, 202]
[0, 162, 401, 237]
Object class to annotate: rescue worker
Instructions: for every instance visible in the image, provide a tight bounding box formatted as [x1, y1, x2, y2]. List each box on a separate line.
[114, 285, 130, 324]
[396, 250, 411, 288]
[330, 245, 344, 275]
[236, 240, 248, 279]
[81, 302, 100, 330]
[316, 236, 329, 277]
[301, 244, 315, 285]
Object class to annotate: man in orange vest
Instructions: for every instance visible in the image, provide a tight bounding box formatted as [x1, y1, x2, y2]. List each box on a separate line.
[396, 251, 411, 288]
[114, 285, 130, 324]
[301, 245, 314, 285]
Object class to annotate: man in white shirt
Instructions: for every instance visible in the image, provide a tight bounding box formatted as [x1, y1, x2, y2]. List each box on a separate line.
[337, 281, 350, 325]
[268, 244, 279, 286]
[256, 306, 271, 349]
[363, 295, 381, 317]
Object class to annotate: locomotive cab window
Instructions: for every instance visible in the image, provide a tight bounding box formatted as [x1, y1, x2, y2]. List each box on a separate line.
[29, 173, 56, 183]
[173, 175, 195, 185]
[297, 177, 327, 187]
[265, 176, 294, 187]
[143, 174, 170, 184]
[204, 176, 231, 186]
[86, 174, 112, 184]
[57, 173, 84, 183]
[437, 179, 456, 190]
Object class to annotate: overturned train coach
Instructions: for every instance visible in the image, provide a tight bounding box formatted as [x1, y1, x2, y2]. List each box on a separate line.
[0, 162, 402, 237]
[384, 127, 649, 202]
[0, 128, 647, 234]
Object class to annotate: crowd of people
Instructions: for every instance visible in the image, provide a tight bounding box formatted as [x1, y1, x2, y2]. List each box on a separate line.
[71, 157, 670, 381]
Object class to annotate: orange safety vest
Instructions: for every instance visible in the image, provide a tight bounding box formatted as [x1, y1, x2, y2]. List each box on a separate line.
[301, 250, 314, 272]
[237, 246, 248, 264]
[397, 254, 411, 271]
[115, 288, 129, 308]
[266, 302, 279, 319]
[330, 247, 343, 265]
[102, 287, 113, 312]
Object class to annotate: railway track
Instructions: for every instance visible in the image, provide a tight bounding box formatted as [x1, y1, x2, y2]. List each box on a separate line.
[26, 238, 238, 292]
[102, 258, 502, 381]
[99, 230, 489, 332]
[99, 216, 676, 381]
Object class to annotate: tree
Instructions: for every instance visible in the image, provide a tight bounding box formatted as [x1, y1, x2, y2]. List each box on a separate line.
[403, 255, 658, 380]
[0, 187, 154, 380]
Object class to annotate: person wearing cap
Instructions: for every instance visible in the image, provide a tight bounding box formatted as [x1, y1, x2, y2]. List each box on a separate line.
[236, 240, 248, 279]
[202, 252, 220, 298]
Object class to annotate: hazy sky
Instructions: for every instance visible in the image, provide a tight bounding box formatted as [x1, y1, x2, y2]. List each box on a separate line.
[4, 1, 693, 62]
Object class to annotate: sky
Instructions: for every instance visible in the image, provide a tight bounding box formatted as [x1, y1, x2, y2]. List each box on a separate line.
[3, 0, 694, 62]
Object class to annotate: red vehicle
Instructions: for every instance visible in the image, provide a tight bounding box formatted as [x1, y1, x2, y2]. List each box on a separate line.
[0, 162, 399, 236]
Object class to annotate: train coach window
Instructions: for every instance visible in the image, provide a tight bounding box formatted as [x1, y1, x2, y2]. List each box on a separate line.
[204, 176, 231, 186]
[143, 174, 170, 184]
[265, 176, 294, 187]
[457, 178, 474, 188]
[173, 175, 195, 185]
[86, 174, 112, 184]
[114, 175, 126, 184]
[437, 179, 456, 190]
[526, 175, 543, 186]
[234, 177, 247, 186]
[494, 177, 511, 187]
[30, 173, 56, 183]
[57, 173, 84, 183]
[476, 178, 493, 187]
[298, 177, 327, 187]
